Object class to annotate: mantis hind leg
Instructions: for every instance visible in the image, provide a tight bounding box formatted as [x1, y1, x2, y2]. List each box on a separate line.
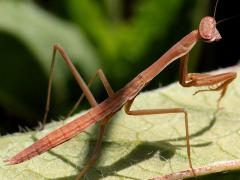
[124, 98, 195, 175]
[65, 69, 114, 119]
[76, 115, 112, 180]
[73, 69, 114, 179]
[42, 44, 115, 179]
[42, 44, 114, 127]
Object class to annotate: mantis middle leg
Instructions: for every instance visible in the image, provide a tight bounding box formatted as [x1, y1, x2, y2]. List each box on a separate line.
[124, 98, 194, 174]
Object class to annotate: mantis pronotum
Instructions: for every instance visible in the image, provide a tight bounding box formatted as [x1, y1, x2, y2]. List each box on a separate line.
[5, 0, 237, 179]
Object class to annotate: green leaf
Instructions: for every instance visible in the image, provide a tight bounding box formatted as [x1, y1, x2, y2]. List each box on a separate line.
[0, 1, 99, 74]
[68, 0, 206, 85]
[0, 1, 100, 124]
[1, 66, 240, 179]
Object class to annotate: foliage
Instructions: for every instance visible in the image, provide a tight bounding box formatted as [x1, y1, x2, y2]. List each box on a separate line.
[0, 0, 208, 132]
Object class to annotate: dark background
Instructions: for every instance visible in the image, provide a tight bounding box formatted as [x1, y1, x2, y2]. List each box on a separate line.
[200, 0, 240, 71]
[0, 0, 239, 134]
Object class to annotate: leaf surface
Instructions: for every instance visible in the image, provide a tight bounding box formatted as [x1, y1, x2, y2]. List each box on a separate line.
[1, 67, 240, 179]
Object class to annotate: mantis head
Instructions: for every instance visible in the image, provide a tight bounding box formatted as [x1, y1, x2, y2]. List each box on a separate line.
[199, 16, 222, 43]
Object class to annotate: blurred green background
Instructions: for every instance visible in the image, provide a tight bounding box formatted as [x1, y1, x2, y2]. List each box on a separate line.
[0, 0, 239, 134]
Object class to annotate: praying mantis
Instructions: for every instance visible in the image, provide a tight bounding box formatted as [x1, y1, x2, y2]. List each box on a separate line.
[5, 0, 237, 179]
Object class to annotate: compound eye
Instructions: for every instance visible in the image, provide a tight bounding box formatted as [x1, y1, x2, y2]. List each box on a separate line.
[199, 16, 216, 41]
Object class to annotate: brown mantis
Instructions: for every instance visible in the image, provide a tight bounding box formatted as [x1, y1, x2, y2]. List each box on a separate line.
[5, 0, 237, 179]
